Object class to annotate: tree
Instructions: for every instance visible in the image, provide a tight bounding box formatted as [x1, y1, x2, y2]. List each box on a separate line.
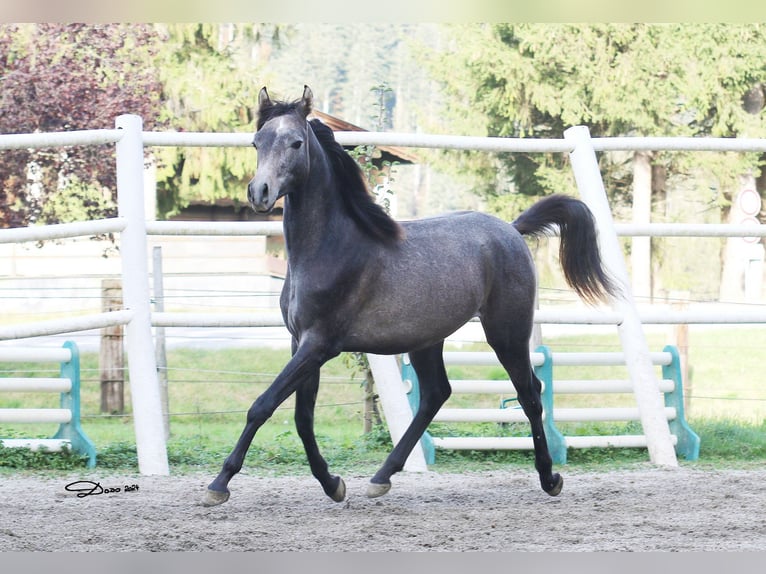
[0, 23, 166, 228]
[432, 24, 766, 192]
[266, 24, 407, 126]
[428, 24, 766, 299]
[151, 24, 276, 218]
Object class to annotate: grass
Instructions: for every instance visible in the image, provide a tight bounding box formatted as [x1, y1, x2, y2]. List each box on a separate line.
[1, 326, 765, 475]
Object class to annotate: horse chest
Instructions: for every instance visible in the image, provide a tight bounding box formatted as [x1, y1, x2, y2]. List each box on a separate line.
[283, 271, 353, 336]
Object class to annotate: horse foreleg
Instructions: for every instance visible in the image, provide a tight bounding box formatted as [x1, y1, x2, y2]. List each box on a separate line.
[367, 344, 451, 498]
[202, 342, 326, 506]
[294, 371, 346, 502]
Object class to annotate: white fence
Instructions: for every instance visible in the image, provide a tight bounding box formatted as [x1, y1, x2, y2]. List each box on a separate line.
[405, 344, 700, 465]
[0, 340, 97, 467]
[1, 117, 766, 474]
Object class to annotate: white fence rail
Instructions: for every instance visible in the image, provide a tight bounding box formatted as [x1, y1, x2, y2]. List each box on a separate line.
[0, 129, 123, 150]
[0, 341, 97, 467]
[415, 344, 700, 463]
[0, 218, 127, 244]
[2, 118, 766, 474]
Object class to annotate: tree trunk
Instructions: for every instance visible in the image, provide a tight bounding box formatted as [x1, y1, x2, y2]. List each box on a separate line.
[363, 368, 382, 433]
[632, 151, 653, 301]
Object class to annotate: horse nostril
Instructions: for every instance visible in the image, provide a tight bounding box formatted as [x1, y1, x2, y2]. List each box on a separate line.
[249, 181, 268, 206]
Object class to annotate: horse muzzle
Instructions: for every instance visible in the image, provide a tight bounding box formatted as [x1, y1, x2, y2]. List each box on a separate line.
[248, 178, 279, 213]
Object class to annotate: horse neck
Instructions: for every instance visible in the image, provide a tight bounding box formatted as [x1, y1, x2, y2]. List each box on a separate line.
[281, 134, 361, 260]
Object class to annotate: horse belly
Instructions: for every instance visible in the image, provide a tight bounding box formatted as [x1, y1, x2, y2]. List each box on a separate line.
[344, 271, 484, 354]
[343, 216, 534, 353]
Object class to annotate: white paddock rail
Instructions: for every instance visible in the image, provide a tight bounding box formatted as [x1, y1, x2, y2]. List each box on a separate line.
[421, 349, 690, 463]
[0, 348, 73, 426]
[0, 342, 97, 467]
[2, 120, 766, 474]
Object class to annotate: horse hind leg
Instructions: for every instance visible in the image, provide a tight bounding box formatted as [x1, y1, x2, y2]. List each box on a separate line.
[521, 366, 564, 496]
[483, 322, 563, 496]
[367, 342, 452, 498]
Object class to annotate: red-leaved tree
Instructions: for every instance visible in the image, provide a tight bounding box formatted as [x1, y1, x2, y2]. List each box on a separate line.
[0, 23, 166, 228]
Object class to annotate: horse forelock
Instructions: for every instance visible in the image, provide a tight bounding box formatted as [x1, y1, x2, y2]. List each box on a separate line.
[257, 97, 309, 131]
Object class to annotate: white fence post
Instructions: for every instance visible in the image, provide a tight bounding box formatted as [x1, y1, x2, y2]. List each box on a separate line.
[366, 354, 427, 472]
[115, 114, 169, 475]
[564, 125, 678, 467]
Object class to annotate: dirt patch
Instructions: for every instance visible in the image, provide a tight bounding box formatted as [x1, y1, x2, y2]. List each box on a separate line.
[1, 465, 764, 551]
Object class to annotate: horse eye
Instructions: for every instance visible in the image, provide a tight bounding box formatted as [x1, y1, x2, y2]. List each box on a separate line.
[290, 140, 303, 150]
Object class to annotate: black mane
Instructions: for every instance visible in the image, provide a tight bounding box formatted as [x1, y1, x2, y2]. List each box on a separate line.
[308, 119, 403, 245]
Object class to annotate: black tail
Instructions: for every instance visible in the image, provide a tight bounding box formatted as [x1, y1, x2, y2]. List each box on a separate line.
[512, 194, 620, 305]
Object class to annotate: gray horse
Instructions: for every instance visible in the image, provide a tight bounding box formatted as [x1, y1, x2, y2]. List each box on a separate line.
[203, 86, 618, 506]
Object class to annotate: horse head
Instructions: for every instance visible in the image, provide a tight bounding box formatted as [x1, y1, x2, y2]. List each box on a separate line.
[247, 85, 313, 213]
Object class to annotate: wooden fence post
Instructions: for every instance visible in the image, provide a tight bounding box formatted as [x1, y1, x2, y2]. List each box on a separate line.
[100, 279, 124, 414]
[670, 293, 691, 415]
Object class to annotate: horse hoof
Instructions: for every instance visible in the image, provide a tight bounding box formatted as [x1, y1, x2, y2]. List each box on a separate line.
[366, 481, 391, 498]
[329, 477, 346, 502]
[202, 488, 230, 507]
[545, 473, 564, 497]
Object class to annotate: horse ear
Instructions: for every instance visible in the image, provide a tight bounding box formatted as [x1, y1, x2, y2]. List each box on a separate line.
[300, 85, 313, 117]
[258, 87, 271, 110]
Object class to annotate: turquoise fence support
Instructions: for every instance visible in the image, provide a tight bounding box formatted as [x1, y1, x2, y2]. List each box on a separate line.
[401, 348, 569, 465]
[661, 345, 700, 461]
[401, 354, 436, 464]
[399, 345, 697, 466]
[52, 341, 97, 468]
[533, 345, 568, 465]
